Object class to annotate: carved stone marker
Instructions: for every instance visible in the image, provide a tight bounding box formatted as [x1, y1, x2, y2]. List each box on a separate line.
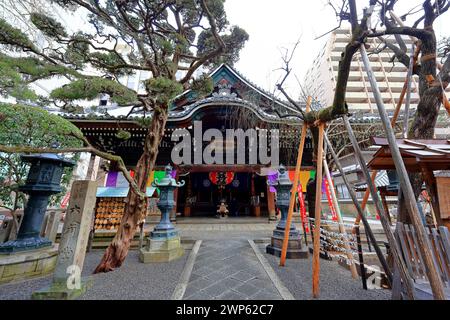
[41, 210, 62, 243]
[32, 180, 97, 300]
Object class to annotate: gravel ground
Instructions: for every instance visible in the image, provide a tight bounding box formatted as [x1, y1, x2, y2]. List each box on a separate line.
[0, 227, 392, 300]
[0, 249, 188, 300]
[258, 243, 391, 300]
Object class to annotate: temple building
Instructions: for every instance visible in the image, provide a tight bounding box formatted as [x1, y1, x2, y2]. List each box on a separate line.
[66, 64, 315, 223]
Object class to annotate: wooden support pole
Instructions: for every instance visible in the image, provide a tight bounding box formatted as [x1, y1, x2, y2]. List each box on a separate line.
[380, 191, 392, 225]
[312, 123, 325, 298]
[279, 124, 307, 266]
[343, 114, 415, 299]
[323, 157, 359, 279]
[420, 165, 443, 227]
[280, 96, 312, 266]
[324, 134, 393, 285]
[355, 226, 367, 290]
[354, 44, 421, 228]
[360, 45, 446, 300]
[267, 184, 276, 221]
[403, 43, 415, 138]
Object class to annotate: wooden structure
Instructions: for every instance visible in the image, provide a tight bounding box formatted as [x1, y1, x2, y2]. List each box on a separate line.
[368, 138, 450, 172]
[94, 187, 157, 231]
[368, 137, 450, 229]
[394, 222, 450, 299]
[67, 64, 315, 219]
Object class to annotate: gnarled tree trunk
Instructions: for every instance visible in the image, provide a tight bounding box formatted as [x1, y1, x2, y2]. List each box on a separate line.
[94, 106, 168, 273]
[398, 30, 450, 225]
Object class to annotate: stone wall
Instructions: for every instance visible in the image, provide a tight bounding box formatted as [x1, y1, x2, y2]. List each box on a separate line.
[0, 246, 58, 284]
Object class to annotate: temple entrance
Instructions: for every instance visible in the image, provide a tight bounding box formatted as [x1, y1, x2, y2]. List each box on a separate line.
[176, 172, 269, 218]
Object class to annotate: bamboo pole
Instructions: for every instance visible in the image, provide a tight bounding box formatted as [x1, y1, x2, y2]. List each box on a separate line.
[359, 45, 446, 300]
[279, 97, 312, 266]
[323, 157, 359, 279]
[403, 43, 415, 138]
[279, 124, 307, 265]
[312, 123, 325, 298]
[324, 134, 393, 285]
[353, 44, 421, 228]
[343, 115, 415, 299]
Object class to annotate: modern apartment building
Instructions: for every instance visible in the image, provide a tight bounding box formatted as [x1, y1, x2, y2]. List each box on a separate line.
[304, 28, 450, 114]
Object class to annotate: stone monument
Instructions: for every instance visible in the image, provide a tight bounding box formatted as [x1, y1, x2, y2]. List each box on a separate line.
[41, 210, 62, 243]
[266, 165, 309, 259]
[32, 180, 97, 300]
[140, 165, 185, 263]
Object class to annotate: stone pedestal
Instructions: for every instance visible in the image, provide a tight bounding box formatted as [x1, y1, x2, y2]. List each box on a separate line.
[266, 226, 309, 259]
[32, 180, 97, 300]
[140, 164, 185, 263]
[32, 278, 92, 300]
[139, 235, 184, 263]
[0, 246, 58, 284]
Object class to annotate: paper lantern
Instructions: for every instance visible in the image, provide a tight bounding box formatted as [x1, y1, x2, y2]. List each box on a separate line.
[209, 172, 234, 187]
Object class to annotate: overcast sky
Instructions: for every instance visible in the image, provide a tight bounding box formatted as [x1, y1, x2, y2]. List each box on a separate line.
[224, 0, 450, 99]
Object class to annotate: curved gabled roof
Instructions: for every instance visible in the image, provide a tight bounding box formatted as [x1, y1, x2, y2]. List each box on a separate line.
[171, 63, 304, 123]
[62, 64, 304, 124]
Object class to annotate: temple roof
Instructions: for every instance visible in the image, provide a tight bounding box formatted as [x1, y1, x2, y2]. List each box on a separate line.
[62, 64, 304, 125]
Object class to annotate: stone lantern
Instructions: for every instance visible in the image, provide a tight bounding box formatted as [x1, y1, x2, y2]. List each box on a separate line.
[266, 165, 308, 259]
[0, 153, 74, 253]
[139, 164, 185, 263]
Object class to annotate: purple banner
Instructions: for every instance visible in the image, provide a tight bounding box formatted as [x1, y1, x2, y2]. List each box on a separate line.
[106, 171, 118, 187]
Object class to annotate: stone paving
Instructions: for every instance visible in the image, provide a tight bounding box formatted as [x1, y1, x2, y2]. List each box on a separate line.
[183, 239, 282, 300]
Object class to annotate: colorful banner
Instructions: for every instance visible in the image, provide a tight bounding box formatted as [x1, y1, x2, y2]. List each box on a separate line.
[116, 172, 129, 187]
[105, 171, 118, 187]
[289, 170, 311, 190]
[297, 183, 309, 232]
[60, 192, 71, 208]
[323, 178, 338, 221]
[147, 170, 166, 186]
[106, 170, 166, 188]
[288, 170, 313, 191]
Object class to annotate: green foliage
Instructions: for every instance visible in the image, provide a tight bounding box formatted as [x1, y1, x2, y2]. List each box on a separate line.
[179, 0, 228, 31]
[0, 103, 84, 148]
[50, 77, 138, 105]
[136, 117, 153, 128]
[89, 52, 131, 75]
[64, 33, 90, 68]
[0, 103, 83, 210]
[116, 130, 131, 140]
[191, 74, 213, 98]
[0, 53, 78, 101]
[0, 18, 35, 49]
[30, 12, 68, 38]
[0, 55, 38, 101]
[198, 26, 249, 68]
[146, 77, 183, 104]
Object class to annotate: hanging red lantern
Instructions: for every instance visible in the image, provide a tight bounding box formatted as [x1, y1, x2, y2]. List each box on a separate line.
[209, 172, 234, 188]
